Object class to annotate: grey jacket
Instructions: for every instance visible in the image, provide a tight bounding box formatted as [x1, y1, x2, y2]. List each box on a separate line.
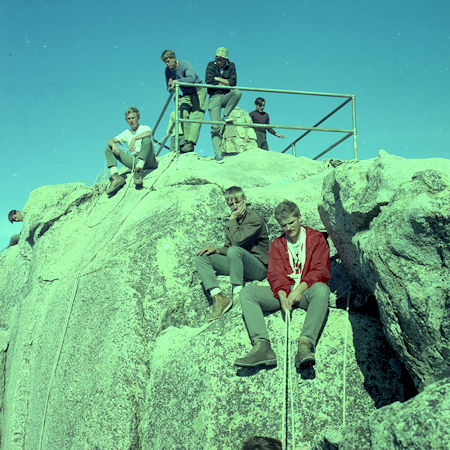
[217, 208, 269, 265]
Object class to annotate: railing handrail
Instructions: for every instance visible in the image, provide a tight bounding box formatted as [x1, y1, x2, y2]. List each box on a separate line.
[163, 81, 358, 159]
[176, 81, 354, 99]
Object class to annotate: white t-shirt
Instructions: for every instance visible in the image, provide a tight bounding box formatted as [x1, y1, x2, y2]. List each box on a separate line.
[286, 226, 307, 289]
[115, 124, 152, 155]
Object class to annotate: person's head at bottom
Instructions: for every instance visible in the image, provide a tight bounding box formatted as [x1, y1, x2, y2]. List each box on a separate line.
[242, 435, 282, 450]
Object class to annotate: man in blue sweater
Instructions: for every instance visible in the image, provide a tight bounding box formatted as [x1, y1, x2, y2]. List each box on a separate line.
[161, 50, 207, 154]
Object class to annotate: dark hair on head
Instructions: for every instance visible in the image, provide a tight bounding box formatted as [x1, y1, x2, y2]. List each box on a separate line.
[161, 49, 176, 60]
[242, 436, 282, 450]
[274, 200, 300, 222]
[8, 210, 18, 223]
[255, 97, 265, 106]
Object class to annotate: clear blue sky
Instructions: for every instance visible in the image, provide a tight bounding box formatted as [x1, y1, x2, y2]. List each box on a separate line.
[1, 0, 449, 249]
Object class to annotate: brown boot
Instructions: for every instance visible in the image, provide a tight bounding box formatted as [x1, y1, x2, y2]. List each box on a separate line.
[133, 167, 143, 186]
[234, 339, 277, 368]
[106, 173, 126, 195]
[295, 336, 315, 369]
[206, 292, 232, 322]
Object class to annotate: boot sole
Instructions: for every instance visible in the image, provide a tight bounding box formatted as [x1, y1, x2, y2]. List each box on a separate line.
[107, 182, 126, 196]
[295, 356, 315, 370]
[234, 359, 277, 368]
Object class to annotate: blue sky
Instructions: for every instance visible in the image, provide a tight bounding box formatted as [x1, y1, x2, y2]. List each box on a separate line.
[1, 0, 449, 249]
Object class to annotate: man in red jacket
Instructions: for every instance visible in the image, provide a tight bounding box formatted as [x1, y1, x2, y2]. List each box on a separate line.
[234, 200, 330, 369]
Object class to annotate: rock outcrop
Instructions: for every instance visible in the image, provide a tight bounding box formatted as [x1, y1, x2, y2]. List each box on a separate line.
[0, 149, 445, 448]
[315, 377, 450, 449]
[222, 107, 258, 154]
[319, 150, 450, 391]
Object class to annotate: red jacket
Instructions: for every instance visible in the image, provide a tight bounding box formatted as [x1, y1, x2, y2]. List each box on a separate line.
[267, 226, 330, 299]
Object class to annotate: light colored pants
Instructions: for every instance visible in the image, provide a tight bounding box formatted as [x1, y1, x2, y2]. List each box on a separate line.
[104, 137, 157, 170]
[240, 282, 330, 344]
[194, 246, 267, 291]
[179, 87, 207, 145]
[208, 90, 242, 159]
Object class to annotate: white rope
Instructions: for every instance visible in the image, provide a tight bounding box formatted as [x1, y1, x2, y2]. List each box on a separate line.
[342, 291, 350, 428]
[289, 312, 296, 449]
[281, 311, 289, 450]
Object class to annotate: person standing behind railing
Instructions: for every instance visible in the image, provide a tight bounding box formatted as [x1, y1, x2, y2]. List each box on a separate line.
[205, 47, 242, 163]
[249, 97, 285, 151]
[161, 50, 207, 154]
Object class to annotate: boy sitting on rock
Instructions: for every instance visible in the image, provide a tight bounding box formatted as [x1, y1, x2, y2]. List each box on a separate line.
[104, 107, 157, 196]
[195, 186, 269, 322]
[234, 200, 330, 369]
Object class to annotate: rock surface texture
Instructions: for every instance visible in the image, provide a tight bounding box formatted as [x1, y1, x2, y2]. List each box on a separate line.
[221, 107, 258, 154]
[315, 377, 450, 449]
[0, 149, 446, 448]
[319, 150, 450, 390]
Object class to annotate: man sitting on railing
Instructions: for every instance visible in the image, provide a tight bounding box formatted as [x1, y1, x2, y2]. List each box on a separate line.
[205, 47, 242, 163]
[161, 49, 207, 154]
[250, 97, 285, 151]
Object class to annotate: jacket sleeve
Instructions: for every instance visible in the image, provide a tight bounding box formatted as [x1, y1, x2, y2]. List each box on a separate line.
[205, 62, 218, 85]
[302, 233, 331, 288]
[227, 213, 263, 247]
[176, 61, 197, 83]
[164, 68, 171, 92]
[267, 240, 292, 299]
[227, 62, 237, 86]
[216, 232, 231, 256]
[266, 113, 276, 135]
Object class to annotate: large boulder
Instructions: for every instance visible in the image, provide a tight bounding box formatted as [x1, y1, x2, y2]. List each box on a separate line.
[315, 377, 450, 449]
[319, 150, 450, 389]
[0, 150, 408, 448]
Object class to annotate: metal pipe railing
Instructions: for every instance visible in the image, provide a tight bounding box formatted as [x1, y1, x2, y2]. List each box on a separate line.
[164, 81, 357, 160]
[281, 97, 352, 154]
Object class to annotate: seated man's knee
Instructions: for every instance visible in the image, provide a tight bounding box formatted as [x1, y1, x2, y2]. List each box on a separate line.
[239, 285, 257, 304]
[226, 245, 243, 258]
[312, 282, 330, 302]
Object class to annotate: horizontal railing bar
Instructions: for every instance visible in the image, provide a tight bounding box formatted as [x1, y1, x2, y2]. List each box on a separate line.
[312, 133, 353, 160]
[281, 97, 352, 153]
[175, 81, 354, 99]
[177, 117, 354, 133]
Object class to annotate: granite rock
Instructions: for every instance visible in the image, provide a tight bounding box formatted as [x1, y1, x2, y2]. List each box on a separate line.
[0, 150, 416, 448]
[319, 150, 450, 389]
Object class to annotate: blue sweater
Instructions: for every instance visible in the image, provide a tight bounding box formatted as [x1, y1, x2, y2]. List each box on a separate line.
[165, 60, 203, 95]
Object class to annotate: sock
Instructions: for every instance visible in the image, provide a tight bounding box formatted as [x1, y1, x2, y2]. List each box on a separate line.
[210, 288, 221, 297]
[233, 285, 242, 295]
[136, 158, 145, 169]
[110, 166, 119, 175]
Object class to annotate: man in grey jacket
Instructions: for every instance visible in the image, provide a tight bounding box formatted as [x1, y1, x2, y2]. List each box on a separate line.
[195, 186, 269, 321]
[161, 49, 207, 154]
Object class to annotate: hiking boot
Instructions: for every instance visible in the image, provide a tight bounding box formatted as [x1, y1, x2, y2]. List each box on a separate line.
[133, 167, 143, 186]
[222, 115, 233, 123]
[181, 141, 194, 153]
[234, 339, 277, 368]
[295, 336, 315, 369]
[206, 292, 232, 322]
[106, 173, 126, 195]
